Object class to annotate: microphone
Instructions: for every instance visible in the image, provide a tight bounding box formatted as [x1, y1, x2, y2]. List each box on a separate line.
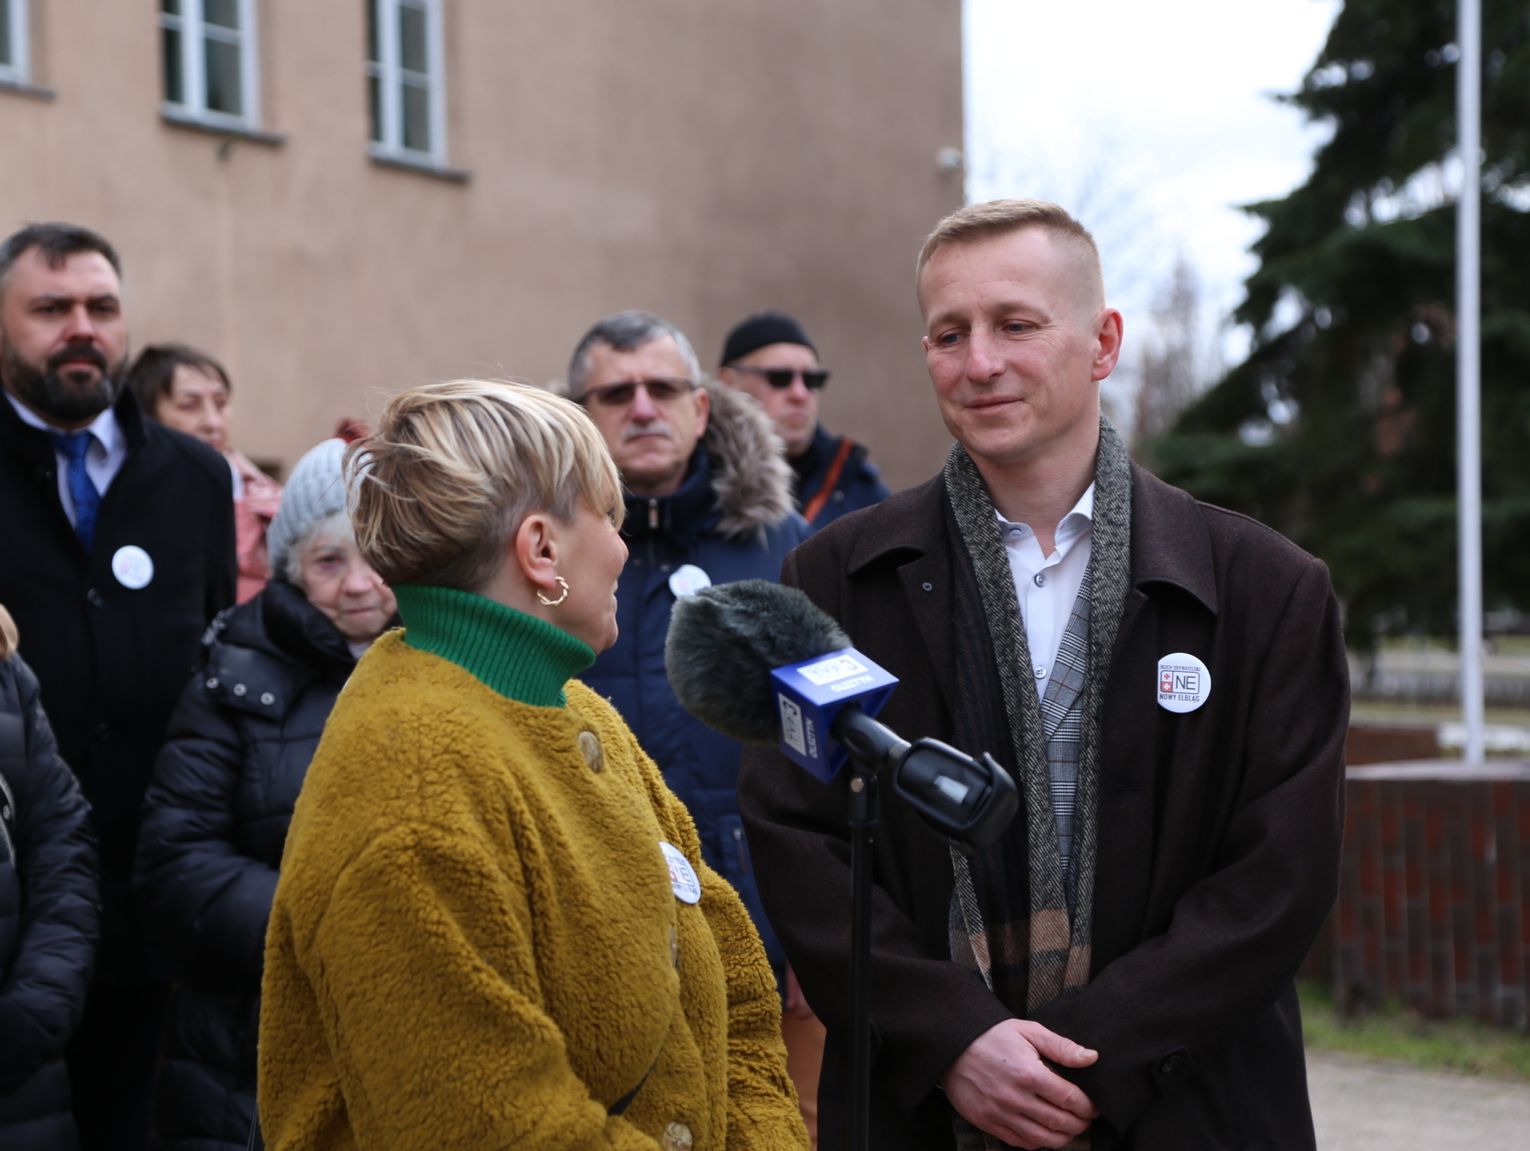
[665, 580, 1018, 849]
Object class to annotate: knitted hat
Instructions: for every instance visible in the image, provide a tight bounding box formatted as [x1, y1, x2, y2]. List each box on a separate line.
[267, 438, 351, 578]
[719, 310, 816, 366]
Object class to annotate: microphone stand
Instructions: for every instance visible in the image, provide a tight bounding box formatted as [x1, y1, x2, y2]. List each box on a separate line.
[832, 708, 902, 1151]
[845, 762, 878, 1151]
[831, 708, 1018, 1151]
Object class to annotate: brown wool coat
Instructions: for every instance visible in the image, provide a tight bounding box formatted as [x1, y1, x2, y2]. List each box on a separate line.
[738, 463, 1349, 1151]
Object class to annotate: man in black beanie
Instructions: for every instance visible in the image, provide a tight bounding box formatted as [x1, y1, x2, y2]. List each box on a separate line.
[719, 310, 889, 531]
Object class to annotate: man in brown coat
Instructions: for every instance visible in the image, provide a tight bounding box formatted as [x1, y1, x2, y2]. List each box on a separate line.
[737, 199, 1348, 1150]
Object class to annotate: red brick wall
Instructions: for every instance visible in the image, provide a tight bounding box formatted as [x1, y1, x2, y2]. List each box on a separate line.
[1343, 724, 1441, 765]
[1304, 763, 1530, 1031]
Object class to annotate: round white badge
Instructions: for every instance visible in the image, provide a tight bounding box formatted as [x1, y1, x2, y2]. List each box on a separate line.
[1157, 652, 1211, 714]
[111, 545, 155, 590]
[659, 841, 702, 905]
[667, 563, 712, 600]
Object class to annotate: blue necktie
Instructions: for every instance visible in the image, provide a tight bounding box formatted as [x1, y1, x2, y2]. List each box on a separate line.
[51, 431, 100, 552]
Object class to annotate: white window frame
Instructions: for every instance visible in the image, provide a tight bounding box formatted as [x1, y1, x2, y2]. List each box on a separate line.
[160, 0, 261, 129]
[367, 0, 448, 166]
[0, 0, 30, 85]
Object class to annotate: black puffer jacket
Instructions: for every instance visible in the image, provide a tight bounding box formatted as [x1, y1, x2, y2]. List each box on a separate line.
[0, 649, 99, 1151]
[134, 580, 364, 1151]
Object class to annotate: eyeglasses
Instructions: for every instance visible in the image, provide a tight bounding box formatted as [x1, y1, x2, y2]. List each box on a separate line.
[576, 377, 698, 408]
[728, 365, 831, 391]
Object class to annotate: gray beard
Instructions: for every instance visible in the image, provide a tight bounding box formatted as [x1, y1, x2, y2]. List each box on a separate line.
[1, 346, 126, 425]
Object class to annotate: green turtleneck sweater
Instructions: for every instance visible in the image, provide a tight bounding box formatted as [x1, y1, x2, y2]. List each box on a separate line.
[391, 583, 593, 707]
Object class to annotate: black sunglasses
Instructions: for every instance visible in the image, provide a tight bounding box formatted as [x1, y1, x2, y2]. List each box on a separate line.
[575, 377, 698, 408]
[728, 365, 831, 391]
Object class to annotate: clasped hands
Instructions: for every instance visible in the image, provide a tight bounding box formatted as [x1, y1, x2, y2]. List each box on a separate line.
[940, 1019, 1099, 1150]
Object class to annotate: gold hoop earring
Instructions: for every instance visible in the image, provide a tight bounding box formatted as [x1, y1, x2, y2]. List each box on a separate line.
[537, 576, 570, 607]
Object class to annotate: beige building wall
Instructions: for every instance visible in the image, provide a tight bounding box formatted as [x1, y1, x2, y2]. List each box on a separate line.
[0, 1, 963, 489]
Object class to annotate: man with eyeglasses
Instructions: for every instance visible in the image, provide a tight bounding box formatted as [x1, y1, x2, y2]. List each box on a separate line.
[566, 309, 809, 992]
[718, 311, 890, 531]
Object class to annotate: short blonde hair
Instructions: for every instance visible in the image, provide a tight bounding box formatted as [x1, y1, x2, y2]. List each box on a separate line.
[348, 379, 624, 591]
[915, 198, 1104, 306]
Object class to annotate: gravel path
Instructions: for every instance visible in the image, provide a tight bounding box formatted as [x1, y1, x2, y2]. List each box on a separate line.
[1307, 1050, 1530, 1148]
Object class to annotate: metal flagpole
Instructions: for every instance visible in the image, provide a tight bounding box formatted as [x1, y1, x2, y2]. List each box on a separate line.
[1458, 0, 1485, 764]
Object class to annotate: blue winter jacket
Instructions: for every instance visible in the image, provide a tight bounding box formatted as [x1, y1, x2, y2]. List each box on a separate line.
[581, 384, 809, 976]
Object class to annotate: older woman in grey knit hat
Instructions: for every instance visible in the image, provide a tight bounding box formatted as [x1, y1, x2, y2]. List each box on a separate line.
[131, 439, 395, 1151]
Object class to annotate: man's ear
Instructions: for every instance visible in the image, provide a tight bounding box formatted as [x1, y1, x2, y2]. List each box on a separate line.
[692, 383, 711, 436]
[1090, 309, 1124, 382]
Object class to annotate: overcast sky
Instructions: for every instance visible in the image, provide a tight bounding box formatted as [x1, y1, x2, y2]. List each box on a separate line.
[964, 0, 1342, 379]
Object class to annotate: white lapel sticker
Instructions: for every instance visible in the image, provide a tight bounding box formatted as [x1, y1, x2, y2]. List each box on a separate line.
[1157, 652, 1211, 713]
[667, 564, 712, 600]
[111, 545, 154, 590]
[659, 841, 702, 905]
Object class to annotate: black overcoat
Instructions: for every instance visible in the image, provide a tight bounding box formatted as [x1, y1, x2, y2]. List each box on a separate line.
[0, 392, 234, 983]
[738, 463, 1348, 1150]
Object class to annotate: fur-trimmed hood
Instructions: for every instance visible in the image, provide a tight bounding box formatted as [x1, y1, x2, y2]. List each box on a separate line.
[698, 380, 797, 541]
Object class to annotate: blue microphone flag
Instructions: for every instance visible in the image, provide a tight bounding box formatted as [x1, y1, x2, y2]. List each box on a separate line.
[771, 648, 898, 782]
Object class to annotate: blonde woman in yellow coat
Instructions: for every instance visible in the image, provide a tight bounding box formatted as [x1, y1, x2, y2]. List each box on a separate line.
[257, 380, 807, 1151]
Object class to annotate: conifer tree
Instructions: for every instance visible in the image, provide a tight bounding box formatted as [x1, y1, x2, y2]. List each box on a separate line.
[1146, 2, 1530, 648]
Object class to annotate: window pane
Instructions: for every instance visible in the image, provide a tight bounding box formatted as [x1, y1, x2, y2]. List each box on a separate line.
[162, 0, 183, 14]
[205, 36, 243, 115]
[366, 0, 378, 65]
[401, 80, 430, 153]
[204, 0, 240, 31]
[368, 75, 382, 143]
[399, 3, 428, 74]
[0, 2, 12, 69]
[163, 27, 184, 104]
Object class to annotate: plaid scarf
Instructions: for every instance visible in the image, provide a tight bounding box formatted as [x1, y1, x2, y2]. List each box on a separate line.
[943, 417, 1133, 1151]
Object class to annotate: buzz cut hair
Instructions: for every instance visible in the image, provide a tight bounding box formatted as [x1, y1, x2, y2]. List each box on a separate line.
[915, 198, 1104, 309]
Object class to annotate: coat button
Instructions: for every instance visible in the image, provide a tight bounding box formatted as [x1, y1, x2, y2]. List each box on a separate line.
[921, 581, 933, 592]
[232, 683, 247, 697]
[86, 588, 104, 608]
[206, 677, 219, 690]
[661, 1121, 693, 1150]
[260, 692, 275, 706]
[578, 730, 604, 773]
[1160, 1052, 1186, 1076]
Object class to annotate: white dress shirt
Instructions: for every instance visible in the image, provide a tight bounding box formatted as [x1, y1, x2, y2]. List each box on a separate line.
[7, 393, 128, 525]
[998, 483, 1095, 688]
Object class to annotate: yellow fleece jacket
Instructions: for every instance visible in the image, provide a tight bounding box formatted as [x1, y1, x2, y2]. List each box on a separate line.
[258, 633, 806, 1150]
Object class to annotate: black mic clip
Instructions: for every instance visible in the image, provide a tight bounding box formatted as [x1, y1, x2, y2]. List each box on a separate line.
[894, 742, 1017, 851]
[832, 709, 1019, 851]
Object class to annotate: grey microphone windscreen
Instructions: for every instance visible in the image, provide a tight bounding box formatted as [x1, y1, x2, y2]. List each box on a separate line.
[664, 579, 851, 745]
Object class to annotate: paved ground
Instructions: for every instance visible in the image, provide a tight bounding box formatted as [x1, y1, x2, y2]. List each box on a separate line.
[1308, 1050, 1530, 1148]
